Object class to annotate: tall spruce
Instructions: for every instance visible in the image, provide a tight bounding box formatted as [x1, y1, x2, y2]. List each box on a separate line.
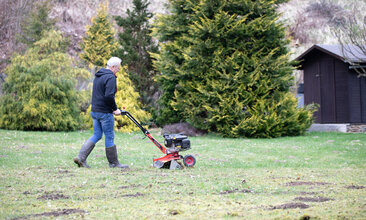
[0, 30, 89, 131]
[114, 0, 159, 108]
[80, 2, 118, 71]
[152, 0, 314, 138]
[151, 0, 195, 125]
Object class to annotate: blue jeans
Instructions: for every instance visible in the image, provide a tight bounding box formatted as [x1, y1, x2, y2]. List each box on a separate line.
[89, 111, 115, 148]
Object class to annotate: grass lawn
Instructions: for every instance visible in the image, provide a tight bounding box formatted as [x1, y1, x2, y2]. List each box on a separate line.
[0, 129, 365, 219]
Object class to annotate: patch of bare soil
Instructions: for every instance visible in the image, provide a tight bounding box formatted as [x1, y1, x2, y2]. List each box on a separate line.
[169, 209, 183, 215]
[157, 181, 183, 186]
[345, 185, 365, 189]
[295, 196, 332, 202]
[11, 208, 86, 220]
[298, 191, 319, 195]
[119, 184, 141, 189]
[55, 169, 75, 179]
[37, 192, 70, 200]
[16, 145, 29, 149]
[58, 169, 70, 174]
[219, 188, 253, 195]
[285, 181, 329, 186]
[121, 192, 144, 198]
[270, 202, 309, 210]
[23, 189, 44, 195]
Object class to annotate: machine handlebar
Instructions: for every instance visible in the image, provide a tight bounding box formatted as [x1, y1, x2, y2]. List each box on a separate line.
[119, 109, 166, 154]
[119, 109, 148, 135]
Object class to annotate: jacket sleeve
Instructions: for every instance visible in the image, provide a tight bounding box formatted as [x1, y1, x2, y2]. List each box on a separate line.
[104, 76, 118, 111]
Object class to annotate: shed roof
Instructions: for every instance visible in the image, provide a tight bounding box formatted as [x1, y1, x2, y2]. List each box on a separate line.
[296, 44, 366, 64]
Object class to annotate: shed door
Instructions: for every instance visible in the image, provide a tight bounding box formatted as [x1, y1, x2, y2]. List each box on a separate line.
[320, 57, 336, 123]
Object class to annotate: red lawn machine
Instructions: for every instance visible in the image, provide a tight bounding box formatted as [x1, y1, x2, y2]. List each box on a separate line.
[121, 109, 196, 170]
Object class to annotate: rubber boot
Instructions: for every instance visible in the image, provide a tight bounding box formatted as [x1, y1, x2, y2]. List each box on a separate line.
[73, 140, 95, 168]
[105, 145, 129, 169]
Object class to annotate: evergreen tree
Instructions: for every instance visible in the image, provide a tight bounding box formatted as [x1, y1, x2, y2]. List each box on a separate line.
[18, 0, 56, 47]
[82, 66, 151, 132]
[115, 66, 151, 132]
[0, 30, 89, 131]
[152, 0, 314, 138]
[80, 2, 118, 71]
[114, 0, 159, 108]
[151, 0, 195, 125]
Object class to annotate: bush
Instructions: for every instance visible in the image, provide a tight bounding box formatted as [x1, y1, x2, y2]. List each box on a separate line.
[0, 30, 89, 131]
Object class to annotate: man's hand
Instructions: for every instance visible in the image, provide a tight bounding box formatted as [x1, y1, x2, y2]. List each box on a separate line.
[113, 109, 121, 115]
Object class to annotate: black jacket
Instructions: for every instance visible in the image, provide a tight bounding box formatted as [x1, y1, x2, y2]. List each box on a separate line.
[91, 68, 117, 113]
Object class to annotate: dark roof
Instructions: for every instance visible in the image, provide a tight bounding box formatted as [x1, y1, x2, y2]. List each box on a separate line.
[296, 44, 366, 64]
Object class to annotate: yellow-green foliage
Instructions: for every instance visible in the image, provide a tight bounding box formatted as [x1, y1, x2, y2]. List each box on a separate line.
[79, 1, 120, 129]
[115, 66, 151, 132]
[83, 66, 150, 132]
[0, 30, 90, 131]
[80, 2, 118, 68]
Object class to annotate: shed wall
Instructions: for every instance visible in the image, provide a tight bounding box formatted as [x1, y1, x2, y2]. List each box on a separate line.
[303, 50, 365, 123]
[334, 59, 349, 122]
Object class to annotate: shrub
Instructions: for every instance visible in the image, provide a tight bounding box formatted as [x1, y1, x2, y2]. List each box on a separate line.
[0, 30, 89, 131]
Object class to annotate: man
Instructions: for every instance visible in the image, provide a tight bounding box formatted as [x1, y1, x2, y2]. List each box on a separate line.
[74, 57, 128, 169]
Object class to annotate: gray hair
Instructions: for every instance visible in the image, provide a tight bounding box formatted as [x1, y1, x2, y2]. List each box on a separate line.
[106, 57, 122, 68]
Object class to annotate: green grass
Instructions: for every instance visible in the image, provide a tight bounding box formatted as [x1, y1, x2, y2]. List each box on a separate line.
[1, 129, 365, 219]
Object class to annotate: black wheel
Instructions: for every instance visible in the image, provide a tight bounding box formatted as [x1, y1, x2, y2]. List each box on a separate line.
[183, 155, 196, 167]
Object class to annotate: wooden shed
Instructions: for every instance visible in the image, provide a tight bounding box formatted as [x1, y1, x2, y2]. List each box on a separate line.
[296, 44, 366, 123]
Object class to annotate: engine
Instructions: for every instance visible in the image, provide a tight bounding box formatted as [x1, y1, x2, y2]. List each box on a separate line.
[163, 133, 191, 152]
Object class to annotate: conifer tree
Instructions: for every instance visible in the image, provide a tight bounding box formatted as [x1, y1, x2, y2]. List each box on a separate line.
[80, 2, 118, 70]
[114, 0, 159, 108]
[0, 30, 89, 131]
[152, 0, 314, 138]
[18, 0, 56, 47]
[114, 66, 151, 132]
[151, 0, 195, 125]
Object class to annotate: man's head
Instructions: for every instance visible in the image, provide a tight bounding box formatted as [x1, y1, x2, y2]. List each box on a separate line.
[106, 57, 122, 74]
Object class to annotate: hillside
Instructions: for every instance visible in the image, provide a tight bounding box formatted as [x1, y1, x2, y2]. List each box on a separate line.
[1, 0, 365, 76]
[278, 0, 366, 59]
